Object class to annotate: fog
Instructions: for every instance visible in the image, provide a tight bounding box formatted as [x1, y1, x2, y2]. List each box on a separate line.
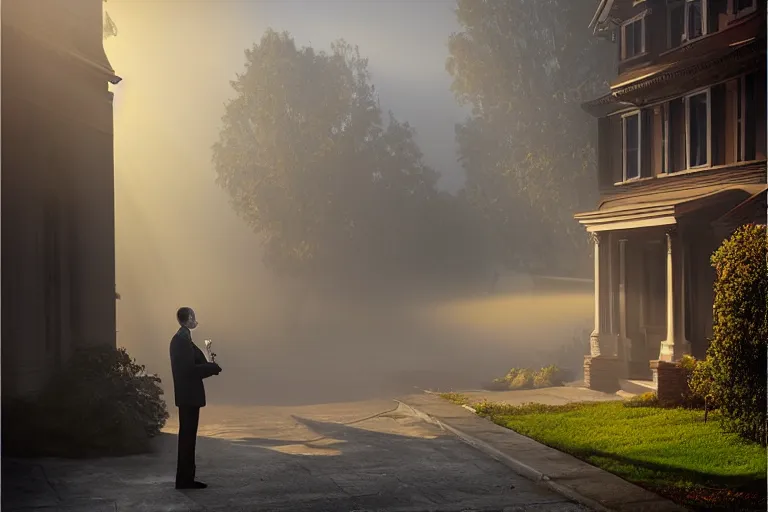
[106, 0, 593, 407]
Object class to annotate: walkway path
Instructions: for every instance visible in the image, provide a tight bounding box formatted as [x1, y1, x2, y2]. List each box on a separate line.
[3, 399, 588, 512]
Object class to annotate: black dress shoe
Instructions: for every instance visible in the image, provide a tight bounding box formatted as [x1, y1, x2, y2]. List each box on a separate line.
[176, 481, 208, 490]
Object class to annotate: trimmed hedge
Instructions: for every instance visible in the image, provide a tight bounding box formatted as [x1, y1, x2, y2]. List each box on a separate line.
[708, 224, 767, 445]
[3, 346, 169, 458]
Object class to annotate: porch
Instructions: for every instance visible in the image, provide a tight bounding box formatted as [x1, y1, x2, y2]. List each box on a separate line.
[574, 183, 766, 393]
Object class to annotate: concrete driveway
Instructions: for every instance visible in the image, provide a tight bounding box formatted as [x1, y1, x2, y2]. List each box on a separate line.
[4, 399, 588, 512]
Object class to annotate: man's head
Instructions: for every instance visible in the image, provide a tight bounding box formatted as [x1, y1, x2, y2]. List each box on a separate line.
[177, 307, 198, 330]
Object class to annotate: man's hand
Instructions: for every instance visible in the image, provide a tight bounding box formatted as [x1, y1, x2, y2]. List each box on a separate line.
[213, 363, 223, 375]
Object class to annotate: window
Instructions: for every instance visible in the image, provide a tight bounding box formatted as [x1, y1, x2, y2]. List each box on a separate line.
[621, 16, 645, 60]
[623, 112, 641, 180]
[686, 90, 710, 168]
[734, 0, 757, 15]
[708, 0, 727, 33]
[668, 1, 685, 48]
[685, 0, 705, 40]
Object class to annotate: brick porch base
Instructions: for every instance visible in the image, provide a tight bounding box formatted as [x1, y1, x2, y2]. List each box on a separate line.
[583, 356, 621, 393]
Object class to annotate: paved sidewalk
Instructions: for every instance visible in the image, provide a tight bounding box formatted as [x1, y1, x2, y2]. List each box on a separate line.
[396, 392, 686, 512]
[3, 399, 589, 512]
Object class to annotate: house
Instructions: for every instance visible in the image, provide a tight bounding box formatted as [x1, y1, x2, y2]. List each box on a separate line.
[575, 0, 766, 397]
[2, 0, 120, 397]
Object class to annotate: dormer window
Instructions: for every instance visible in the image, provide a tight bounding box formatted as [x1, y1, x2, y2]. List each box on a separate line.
[621, 14, 646, 60]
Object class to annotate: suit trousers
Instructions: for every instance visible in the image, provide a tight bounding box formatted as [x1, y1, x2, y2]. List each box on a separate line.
[176, 406, 200, 485]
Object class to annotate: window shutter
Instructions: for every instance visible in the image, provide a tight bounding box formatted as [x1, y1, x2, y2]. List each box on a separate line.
[669, 98, 685, 173]
[641, 109, 653, 177]
[610, 115, 623, 184]
[597, 117, 611, 189]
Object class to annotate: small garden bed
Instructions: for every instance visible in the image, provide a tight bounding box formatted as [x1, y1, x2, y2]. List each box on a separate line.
[482, 365, 570, 391]
[466, 399, 766, 511]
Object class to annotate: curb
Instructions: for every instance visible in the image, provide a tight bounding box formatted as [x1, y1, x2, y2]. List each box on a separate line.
[395, 399, 614, 512]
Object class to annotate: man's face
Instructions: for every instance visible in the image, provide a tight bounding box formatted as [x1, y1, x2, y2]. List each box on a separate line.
[186, 311, 198, 330]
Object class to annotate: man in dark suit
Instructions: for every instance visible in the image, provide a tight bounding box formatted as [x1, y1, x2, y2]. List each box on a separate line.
[170, 307, 222, 490]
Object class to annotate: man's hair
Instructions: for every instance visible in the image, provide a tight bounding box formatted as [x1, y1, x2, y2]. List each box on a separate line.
[177, 307, 194, 325]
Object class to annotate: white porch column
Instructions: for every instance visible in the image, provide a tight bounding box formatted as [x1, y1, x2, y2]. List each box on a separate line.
[589, 232, 618, 357]
[659, 227, 691, 361]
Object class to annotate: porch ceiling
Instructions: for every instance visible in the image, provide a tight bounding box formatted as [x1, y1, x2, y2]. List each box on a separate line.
[574, 184, 767, 233]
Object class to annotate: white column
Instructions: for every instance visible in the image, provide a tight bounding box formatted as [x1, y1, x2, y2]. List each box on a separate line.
[659, 227, 691, 361]
[590, 232, 603, 357]
[590, 232, 617, 357]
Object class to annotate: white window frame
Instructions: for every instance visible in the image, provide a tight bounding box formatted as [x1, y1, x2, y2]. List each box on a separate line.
[622, 110, 642, 181]
[684, 88, 711, 170]
[620, 13, 647, 60]
[660, 103, 670, 174]
[683, 0, 708, 42]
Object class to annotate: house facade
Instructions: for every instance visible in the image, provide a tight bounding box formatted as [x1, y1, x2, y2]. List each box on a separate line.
[576, 0, 766, 395]
[2, 0, 120, 397]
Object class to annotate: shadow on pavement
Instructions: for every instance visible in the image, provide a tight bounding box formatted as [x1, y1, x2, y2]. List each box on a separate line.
[3, 415, 584, 512]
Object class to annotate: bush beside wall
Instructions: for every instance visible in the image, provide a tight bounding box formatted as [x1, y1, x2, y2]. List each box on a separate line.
[708, 224, 767, 445]
[3, 346, 169, 458]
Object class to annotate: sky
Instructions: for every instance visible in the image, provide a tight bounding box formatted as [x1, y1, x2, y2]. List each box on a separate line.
[105, 0, 467, 189]
[104, 0, 468, 373]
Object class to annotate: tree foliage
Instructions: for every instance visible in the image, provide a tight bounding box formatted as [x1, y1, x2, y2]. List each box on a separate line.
[447, 0, 615, 275]
[103, 0, 117, 40]
[708, 224, 767, 445]
[213, 30, 483, 286]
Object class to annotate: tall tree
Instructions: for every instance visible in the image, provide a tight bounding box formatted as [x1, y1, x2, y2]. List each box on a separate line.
[103, 0, 117, 40]
[213, 30, 447, 284]
[447, 0, 615, 276]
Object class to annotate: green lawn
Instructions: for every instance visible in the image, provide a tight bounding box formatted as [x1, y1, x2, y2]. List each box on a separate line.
[472, 400, 767, 511]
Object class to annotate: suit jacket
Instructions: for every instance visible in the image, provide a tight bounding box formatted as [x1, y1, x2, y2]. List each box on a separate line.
[169, 327, 219, 408]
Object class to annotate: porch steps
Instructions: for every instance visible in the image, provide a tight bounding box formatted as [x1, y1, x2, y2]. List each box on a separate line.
[618, 379, 657, 397]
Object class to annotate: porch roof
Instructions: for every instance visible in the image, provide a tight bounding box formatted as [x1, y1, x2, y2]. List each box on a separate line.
[574, 184, 768, 233]
[712, 189, 768, 230]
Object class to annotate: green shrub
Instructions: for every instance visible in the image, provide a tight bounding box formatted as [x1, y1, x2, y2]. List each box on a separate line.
[708, 224, 767, 445]
[440, 392, 469, 406]
[681, 355, 718, 413]
[623, 391, 659, 408]
[533, 365, 565, 388]
[3, 346, 169, 458]
[483, 365, 568, 391]
[508, 368, 534, 390]
[688, 357, 716, 403]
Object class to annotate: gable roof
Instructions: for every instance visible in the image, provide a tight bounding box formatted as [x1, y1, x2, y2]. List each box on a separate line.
[589, 0, 616, 33]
